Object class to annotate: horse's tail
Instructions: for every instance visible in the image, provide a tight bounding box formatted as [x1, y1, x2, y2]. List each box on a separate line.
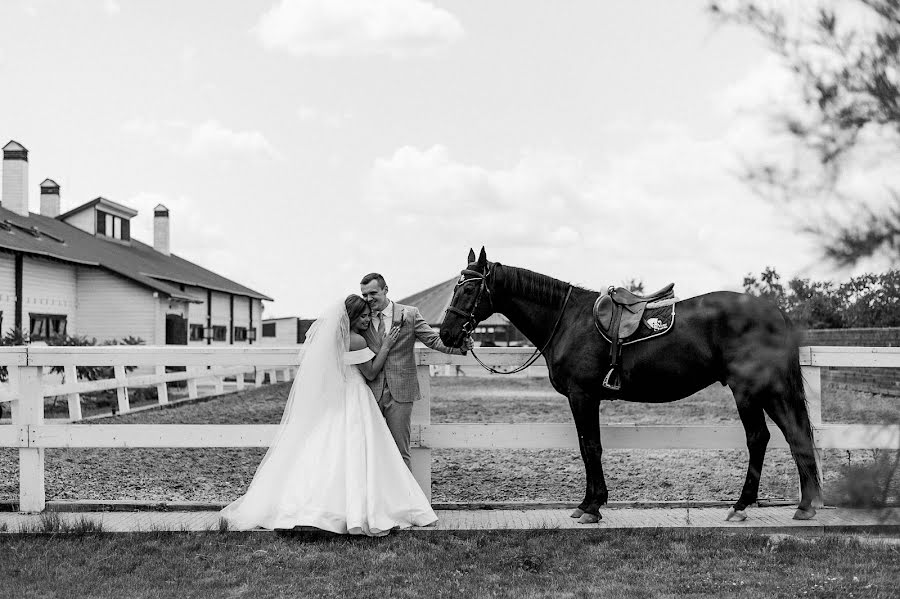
[780, 312, 823, 501]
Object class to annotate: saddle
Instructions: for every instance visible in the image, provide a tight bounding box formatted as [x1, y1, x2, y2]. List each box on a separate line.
[593, 283, 676, 391]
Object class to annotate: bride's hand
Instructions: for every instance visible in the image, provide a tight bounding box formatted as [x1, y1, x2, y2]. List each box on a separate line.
[381, 325, 400, 350]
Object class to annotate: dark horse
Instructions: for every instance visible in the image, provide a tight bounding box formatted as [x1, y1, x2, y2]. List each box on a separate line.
[440, 248, 821, 523]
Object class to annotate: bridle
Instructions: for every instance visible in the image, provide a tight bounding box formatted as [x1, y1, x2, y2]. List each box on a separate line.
[446, 264, 573, 375]
[446, 265, 495, 336]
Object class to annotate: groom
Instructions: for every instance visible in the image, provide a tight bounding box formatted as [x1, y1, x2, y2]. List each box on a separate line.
[360, 273, 473, 468]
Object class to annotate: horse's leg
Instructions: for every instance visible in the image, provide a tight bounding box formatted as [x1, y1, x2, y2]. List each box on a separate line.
[567, 392, 606, 524]
[763, 399, 821, 520]
[726, 394, 770, 522]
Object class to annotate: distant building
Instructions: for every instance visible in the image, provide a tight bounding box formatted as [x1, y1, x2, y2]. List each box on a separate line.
[398, 278, 528, 346]
[259, 316, 315, 346]
[0, 140, 272, 345]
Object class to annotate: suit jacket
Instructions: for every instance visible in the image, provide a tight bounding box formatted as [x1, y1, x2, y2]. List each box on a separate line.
[363, 302, 461, 403]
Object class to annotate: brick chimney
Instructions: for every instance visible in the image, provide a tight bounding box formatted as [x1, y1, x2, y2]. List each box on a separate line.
[40, 179, 60, 218]
[154, 204, 170, 255]
[2, 141, 30, 217]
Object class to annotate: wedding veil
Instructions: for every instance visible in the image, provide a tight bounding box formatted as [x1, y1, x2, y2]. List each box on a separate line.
[277, 299, 350, 429]
[221, 300, 351, 523]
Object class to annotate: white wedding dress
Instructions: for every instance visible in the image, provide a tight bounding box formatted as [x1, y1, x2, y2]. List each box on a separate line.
[220, 301, 437, 536]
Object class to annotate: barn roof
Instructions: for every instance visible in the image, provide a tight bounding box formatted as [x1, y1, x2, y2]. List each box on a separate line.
[398, 277, 510, 327]
[0, 206, 272, 301]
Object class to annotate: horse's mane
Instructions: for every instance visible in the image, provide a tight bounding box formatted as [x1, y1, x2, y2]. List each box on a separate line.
[494, 263, 578, 305]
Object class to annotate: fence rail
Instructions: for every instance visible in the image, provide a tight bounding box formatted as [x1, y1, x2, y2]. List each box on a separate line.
[0, 345, 899, 512]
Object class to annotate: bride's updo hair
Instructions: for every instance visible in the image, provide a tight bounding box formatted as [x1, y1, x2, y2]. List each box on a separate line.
[345, 295, 369, 322]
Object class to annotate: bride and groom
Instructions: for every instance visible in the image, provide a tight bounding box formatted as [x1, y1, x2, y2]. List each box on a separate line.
[221, 273, 473, 536]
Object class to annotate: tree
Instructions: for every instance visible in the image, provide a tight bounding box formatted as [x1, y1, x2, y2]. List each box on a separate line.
[709, 1, 900, 266]
[743, 266, 900, 327]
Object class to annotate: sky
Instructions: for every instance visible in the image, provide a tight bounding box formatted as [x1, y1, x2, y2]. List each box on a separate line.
[0, 0, 894, 318]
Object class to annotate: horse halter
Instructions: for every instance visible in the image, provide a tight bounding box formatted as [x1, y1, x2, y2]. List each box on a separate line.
[447, 264, 573, 375]
[445, 265, 494, 335]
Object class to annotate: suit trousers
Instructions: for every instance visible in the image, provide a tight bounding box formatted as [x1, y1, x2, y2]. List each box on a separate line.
[377, 385, 413, 470]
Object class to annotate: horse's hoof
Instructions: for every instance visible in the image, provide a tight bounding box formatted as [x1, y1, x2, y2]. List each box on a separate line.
[793, 507, 816, 521]
[570, 508, 584, 519]
[577, 513, 601, 524]
[725, 508, 747, 522]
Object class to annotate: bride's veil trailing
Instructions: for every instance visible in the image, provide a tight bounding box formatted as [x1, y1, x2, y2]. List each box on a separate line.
[276, 299, 350, 430]
[221, 300, 351, 523]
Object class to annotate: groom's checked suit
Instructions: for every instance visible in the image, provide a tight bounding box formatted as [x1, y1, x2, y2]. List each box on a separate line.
[363, 301, 462, 467]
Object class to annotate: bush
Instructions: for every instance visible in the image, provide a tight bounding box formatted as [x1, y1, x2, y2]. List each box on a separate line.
[831, 450, 900, 508]
[743, 268, 900, 329]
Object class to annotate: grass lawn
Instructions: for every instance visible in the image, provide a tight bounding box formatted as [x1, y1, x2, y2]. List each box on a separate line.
[1, 529, 898, 599]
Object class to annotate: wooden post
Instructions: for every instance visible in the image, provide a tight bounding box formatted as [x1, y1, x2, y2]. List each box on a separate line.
[155, 365, 169, 405]
[266, 369, 277, 384]
[801, 365, 825, 504]
[17, 365, 45, 513]
[411, 364, 432, 501]
[214, 375, 225, 395]
[235, 370, 245, 392]
[114, 365, 130, 413]
[64, 364, 82, 421]
[187, 367, 199, 399]
[254, 369, 263, 388]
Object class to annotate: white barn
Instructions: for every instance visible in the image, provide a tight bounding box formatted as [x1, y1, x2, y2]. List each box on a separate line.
[0, 140, 272, 345]
[259, 317, 314, 346]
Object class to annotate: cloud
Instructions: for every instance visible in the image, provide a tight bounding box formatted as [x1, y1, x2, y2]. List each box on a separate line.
[714, 53, 900, 217]
[361, 140, 820, 298]
[122, 118, 281, 161]
[297, 104, 351, 127]
[21, 0, 121, 16]
[254, 0, 464, 58]
[124, 192, 234, 266]
[182, 120, 281, 160]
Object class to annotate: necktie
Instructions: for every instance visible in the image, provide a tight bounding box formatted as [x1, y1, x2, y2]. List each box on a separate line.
[375, 311, 384, 338]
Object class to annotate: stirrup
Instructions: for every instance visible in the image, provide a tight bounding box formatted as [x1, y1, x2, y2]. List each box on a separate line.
[602, 367, 622, 391]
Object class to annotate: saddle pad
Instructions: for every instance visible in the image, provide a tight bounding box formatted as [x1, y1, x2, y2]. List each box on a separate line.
[596, 301, 676, 346]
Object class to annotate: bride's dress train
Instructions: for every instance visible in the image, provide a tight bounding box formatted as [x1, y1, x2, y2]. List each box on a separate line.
[220, 302, 437, 536]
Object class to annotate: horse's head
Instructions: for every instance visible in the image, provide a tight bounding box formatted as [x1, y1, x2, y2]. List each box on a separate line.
[440, 247, 495, 348]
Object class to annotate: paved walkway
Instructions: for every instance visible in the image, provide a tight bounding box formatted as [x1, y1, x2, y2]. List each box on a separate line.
[2, 506, 899, 534]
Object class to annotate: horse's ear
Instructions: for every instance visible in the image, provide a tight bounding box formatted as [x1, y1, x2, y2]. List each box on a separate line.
[477, 247, 488, 268]
[468, 248, 476, 264]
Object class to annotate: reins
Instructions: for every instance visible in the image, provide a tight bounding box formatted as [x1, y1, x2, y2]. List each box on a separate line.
[469, 284, 573, 375]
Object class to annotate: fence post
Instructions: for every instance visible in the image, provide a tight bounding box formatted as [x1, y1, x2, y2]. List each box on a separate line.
[235, 370, 246, 392]
[63, 363, 82, 421]
[801, 364, 825, 504]
[114, 364, 130, 413]
[214, 375, 225, 395]
[187, 367, 199, 399]
[155, 365, 169, 405]
[411, 364, 432, 501]
[17, 365, 45, 513]
[254, 369, 263, 388]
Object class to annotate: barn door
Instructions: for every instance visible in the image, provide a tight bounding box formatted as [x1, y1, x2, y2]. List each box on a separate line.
[165, 314, 188, 345]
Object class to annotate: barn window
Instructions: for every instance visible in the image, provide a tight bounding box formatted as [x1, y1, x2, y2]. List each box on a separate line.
[189, 324, 204, 341]
[212, 326, 227, 341]
[233, 326, 248, 342]
[29, 313, 67, 340]
[262, 322, 276, 337]
[96, 210, 130, 241]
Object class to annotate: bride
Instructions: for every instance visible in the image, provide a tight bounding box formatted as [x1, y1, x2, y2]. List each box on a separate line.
[221, 295, 438, 535]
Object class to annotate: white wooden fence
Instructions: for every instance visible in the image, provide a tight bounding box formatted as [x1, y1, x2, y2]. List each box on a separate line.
[0, 345, 898, 512]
